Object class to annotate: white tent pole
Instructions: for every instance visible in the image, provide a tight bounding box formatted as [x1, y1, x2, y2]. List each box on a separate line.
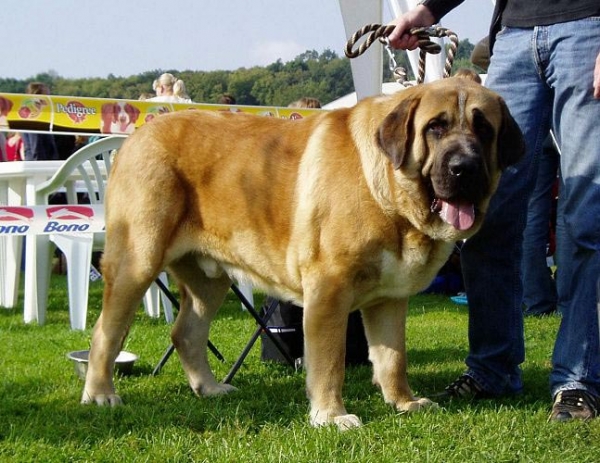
[338, 0, 383, 100]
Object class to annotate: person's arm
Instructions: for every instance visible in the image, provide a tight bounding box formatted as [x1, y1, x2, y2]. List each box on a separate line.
[18, 138, 25, 160]
[387, 0, 464, 50]
[420, 0, 465, 22]
[594, 52, 600, 99]
[0, 134, 6, 162]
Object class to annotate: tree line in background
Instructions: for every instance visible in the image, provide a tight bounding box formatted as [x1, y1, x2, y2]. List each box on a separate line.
[0, 40, 476, 107]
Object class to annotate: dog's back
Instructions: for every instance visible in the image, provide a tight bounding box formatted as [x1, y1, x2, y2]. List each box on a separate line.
[104, 109, 335, 300]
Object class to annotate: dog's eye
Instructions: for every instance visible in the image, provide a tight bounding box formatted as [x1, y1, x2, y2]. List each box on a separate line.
[472, 109, 494, 143]
[426, 119, 448, 138]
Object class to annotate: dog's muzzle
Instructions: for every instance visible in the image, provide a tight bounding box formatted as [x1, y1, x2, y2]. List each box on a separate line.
[429, 141, 488, 231]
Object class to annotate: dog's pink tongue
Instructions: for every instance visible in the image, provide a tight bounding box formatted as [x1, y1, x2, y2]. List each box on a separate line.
[439, 200, 475, 231]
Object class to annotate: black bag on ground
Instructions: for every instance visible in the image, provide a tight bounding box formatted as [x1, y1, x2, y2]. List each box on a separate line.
[259, 297, 369, 366]
[260, 298, 304, 364]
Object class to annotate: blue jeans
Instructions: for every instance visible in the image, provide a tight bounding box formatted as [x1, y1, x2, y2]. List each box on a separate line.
[462, 18, 600, 398]
[521, 138, 559, 316]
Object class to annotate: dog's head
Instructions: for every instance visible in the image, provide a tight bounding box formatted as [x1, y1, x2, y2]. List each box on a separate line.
[377, 77, 524, 235]
[101, 102, 140, 133]
[116, 102, 140, 125]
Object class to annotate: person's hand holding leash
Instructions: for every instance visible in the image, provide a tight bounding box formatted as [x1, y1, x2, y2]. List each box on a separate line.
[387, 4, 436, 50]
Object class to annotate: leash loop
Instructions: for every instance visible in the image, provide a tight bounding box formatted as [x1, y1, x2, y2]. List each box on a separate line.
[344, 24, 459, 84]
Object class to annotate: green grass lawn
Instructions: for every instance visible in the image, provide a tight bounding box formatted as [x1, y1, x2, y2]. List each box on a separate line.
[1, 275, 599, 462]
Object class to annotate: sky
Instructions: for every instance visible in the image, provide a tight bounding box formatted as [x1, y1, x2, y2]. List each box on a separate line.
[1, 0, 494, 81]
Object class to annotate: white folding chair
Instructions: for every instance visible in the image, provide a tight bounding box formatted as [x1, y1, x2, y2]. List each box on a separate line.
[29, 136, 173, 329]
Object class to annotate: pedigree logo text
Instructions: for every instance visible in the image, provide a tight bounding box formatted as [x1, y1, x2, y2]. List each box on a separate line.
[55, 101, 97, 124]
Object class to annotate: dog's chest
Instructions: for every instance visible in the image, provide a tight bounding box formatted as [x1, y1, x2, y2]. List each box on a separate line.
[354, 240, 453, 307]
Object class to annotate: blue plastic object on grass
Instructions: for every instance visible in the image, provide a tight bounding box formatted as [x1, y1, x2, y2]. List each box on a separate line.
[450, 293, 468, 305]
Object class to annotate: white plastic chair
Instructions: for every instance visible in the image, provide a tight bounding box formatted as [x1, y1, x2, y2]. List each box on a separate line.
[29, 136, 173, 329]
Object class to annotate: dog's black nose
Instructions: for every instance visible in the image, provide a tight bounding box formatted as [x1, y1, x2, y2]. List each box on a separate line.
[448, 155, 479, 178]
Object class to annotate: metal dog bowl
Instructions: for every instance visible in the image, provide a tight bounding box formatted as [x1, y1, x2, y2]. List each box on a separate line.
[67, 350, 138, 380]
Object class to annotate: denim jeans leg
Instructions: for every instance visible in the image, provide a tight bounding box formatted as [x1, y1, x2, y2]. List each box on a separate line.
[461, 26, 553, 395]
[553, 176, 568, 315]
[545, 18, 600, 398]
[521, 141, 559, 315]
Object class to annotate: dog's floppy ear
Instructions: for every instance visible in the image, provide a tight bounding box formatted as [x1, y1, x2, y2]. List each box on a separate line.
[126, 103, 141, 123]
[497, 98, 526, 169]
[101, 103, 117, 123]
[111, 103, 120, 122]
[0, 96, 14, 114]
[377, 96, 420, 169]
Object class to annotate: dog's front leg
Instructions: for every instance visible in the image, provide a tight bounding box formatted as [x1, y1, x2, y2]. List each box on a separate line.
[361, 299, 438, 412]
[303, 285, 361, 430]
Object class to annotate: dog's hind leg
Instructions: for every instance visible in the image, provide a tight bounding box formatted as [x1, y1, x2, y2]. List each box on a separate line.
[361, 299, 438, 413]
[168, 255, 237, 397]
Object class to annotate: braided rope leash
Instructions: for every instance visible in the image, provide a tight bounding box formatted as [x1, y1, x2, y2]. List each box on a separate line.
[344, 24, 459, 84]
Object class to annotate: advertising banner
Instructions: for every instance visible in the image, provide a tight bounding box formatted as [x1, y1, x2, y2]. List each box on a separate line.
[0, 93, 322, 136]
[0, 204, 105, 235]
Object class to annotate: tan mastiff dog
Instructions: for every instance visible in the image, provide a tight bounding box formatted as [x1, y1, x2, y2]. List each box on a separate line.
[83, 77, 524, 429]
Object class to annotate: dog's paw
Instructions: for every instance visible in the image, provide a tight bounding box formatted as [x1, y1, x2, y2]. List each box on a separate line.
[397, 397, 439, 412]
[199, 382, 237, 397]
[81, 391, 123, 407]
[333, 414, 363, 430]
[310, 411, 363, 430]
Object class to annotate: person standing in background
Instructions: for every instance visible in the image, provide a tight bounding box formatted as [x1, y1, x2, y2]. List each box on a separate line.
[388, 0, 600, 422]
[218, 93, 236, 105]
[4, 132, 24, 161]
[0, 132, 6, 161]
[288, 97, 322, 109]
[471, 36, 561, 318]
[149, 73, 192, 103]
[21, 82, 58, 161]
